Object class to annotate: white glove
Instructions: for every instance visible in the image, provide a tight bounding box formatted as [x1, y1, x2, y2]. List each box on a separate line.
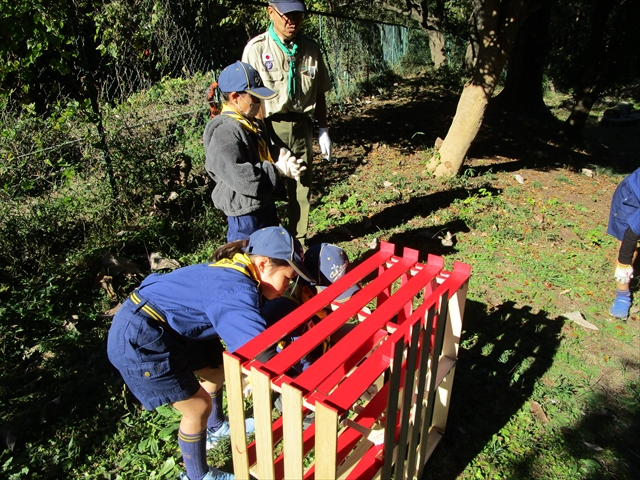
[275, 148, 306, 181]
[614, 263, 633, 284]
[318, 127, 332, 161]
[287, 157, 306, 181]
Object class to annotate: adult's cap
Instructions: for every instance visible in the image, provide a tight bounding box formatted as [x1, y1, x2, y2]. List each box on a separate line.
[245, 227, 313, 282]
[304, 243, 361, 302]
[269, 0, 306, 14]
[217, 61, 276, 100]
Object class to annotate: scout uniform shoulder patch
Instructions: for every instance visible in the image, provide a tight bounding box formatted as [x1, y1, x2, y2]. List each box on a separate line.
[262, 52, 274, 71]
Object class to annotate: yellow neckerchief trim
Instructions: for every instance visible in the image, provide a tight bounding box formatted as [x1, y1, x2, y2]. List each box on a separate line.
[209, 252, 260, 288]
[221, 104, 274, 164]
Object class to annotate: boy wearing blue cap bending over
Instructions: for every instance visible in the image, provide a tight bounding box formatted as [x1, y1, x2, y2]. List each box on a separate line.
[107, 227, 314, 480]
[203, 61, 306, 242]
[261, 243, 362, 374]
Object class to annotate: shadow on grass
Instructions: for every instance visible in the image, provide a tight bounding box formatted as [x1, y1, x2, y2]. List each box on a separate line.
[418, 299, 640, 479]
[308, 187, 488, 248]
[421, 299, 564, 479]
[557, 378, 640, 479]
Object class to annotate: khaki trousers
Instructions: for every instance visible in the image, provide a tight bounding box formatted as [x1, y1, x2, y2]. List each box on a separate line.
[267, 115, 313, 245]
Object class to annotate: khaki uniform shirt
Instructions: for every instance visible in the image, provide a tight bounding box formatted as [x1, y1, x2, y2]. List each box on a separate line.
[242, 32, 331, 118]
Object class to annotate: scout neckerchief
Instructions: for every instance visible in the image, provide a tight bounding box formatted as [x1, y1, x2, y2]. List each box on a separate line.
[268, 23, 298, 99]
[221, 104, 274, 163]
[209, 253, 260, 287]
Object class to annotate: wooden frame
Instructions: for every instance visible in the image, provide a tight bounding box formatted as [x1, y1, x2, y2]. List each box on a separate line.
[223, 242, 471, 479]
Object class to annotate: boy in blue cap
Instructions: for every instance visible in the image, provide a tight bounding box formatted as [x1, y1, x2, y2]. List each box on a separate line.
[607, 168, 640, 319]
[203, 61, 306, 242]
[107, 227, 313, 480]
[261, 243, 361, 373]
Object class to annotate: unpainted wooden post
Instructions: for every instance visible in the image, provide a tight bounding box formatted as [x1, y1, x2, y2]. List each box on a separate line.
[281, 382, 304, 479]
[252, 366, 275, 479]
[223, 353, 250, 478]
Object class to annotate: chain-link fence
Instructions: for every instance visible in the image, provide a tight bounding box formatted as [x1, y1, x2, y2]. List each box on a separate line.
[0, 3, 434, 280]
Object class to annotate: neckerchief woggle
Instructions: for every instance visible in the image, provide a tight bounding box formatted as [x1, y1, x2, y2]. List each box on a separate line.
[221, 105, 274, 163]
[268, 23, 298, 100]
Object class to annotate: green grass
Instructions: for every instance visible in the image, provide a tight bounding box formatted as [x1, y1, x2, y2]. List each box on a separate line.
[307, 156, 639, 479]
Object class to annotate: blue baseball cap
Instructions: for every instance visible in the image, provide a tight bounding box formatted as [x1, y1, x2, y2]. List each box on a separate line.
[217, 61, 277, 100]
[269, 0, 306, 14]
[304, 243, 361, 302]
[245, 227, 313, 282]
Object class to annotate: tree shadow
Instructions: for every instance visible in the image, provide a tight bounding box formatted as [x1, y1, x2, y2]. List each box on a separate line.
[421, 300, 565, 479]
[553, 372, 640, 479]
[307, 186, 494, 247]
[326, 75, 640, 178]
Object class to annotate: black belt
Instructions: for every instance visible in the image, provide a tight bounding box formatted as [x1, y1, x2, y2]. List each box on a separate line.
[268, 112, 307, 122]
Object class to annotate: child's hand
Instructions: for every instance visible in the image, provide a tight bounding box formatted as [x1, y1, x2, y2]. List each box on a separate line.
[275, 148, 306, 181]
[614, 263, 634, 283]
[286, 157, 306, 181]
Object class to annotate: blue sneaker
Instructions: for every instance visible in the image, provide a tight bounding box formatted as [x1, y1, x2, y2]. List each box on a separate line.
[179, 466, 234, 480]
[206, 417, 255, 450]
[609, 295, 631, 319]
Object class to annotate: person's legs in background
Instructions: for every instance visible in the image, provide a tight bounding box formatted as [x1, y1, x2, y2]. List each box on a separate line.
[269, 117, 313, 246]
[226, 204, 280, 243]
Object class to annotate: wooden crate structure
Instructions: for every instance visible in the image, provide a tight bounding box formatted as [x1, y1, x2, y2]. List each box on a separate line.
[223, 242, 471, 480]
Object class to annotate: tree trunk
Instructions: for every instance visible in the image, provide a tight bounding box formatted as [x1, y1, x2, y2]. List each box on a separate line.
[428, 29, 446, 68]
[428, 0, 533, 177]
[494, 0, 551, 115]
[563, 0, 616, 135]
[431, 83, 488, 176]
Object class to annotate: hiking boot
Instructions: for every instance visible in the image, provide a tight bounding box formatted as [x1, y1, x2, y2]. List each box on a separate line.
[609, 295, 631, 319]
[179, 466, 234, 480]
[206, 417, 255, 450]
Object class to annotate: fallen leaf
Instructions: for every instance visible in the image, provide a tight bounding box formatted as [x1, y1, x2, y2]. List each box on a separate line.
[439, 231, 454, 247]
[63, 320, 79, 334]
[99, 275, 117, 300]
[560, 289, 571, 295]
[149, 252, 181, 271]
[367, 238, 379, 250]
[383, 181, 393, 188]
[563, 311, 599, 331]
[100, 303, 122, 318]
[514, 174, 525, 184]
[583, 441, 603, 451]
[530, 400, 549, 424]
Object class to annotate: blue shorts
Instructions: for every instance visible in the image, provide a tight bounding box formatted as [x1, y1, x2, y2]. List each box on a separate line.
[107, 299, 224, 411]
[227, 204, 279, 242]
[608, 176, 640, 240]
